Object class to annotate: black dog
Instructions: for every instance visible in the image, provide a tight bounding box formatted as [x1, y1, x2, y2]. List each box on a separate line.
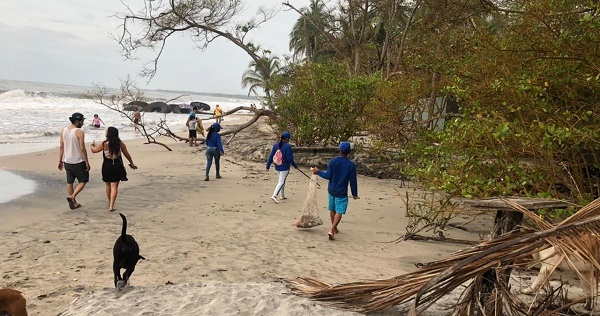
[113, 213, 145, 290]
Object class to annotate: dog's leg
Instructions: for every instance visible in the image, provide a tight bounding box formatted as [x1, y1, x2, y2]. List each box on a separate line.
[113, 261, 122, 287]
[581, 269, 595, 310]
[522, 259, 557, 295]
[123, 266, 136, 285]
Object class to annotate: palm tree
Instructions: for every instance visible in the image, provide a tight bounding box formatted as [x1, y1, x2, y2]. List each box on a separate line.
[289, 0, 332, 62]
[241, 56, 282, 103]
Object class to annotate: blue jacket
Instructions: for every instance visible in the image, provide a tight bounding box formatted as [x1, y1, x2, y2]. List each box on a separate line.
[266, 142, 298, 171]
[317, 156, 358, 198]
[206, 131, 224, 153]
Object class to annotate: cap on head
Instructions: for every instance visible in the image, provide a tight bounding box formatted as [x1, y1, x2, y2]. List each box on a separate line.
[339, 142, 351, 154]
[281, 131, 291, 139]
[69, 112, 85, 123]
[212, 123, 222, 130]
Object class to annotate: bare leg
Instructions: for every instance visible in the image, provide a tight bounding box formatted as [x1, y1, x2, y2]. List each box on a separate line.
[68, 182, 86, 207]
[67, 183, 74, 197]
[331, 213, 342, 234]
[105, 182, 111, 204]
[329, 211, 339, 233]
[109, 182, 119, 211]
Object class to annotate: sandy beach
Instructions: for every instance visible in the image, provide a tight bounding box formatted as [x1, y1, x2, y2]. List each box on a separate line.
[0, 116, 491, 315]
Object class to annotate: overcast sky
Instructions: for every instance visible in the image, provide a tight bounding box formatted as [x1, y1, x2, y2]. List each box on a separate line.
[0, 0, 309, 95]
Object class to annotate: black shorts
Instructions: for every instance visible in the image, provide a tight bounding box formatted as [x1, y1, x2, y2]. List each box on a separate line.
[134, 118, 140, 124]
[64, 161, 89, 184]
[188, 130, 197, 138]
[93, 124, 101, 128]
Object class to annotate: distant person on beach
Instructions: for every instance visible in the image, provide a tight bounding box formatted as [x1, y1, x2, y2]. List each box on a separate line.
[133, 109, 142, 133]
[312, 142, 358, 240]
[204, 123, 224, 181]
[266, 132, 298, 204]
[213, 104, 223, 124]
[91, 114, 105, 128]
[186, 113, 200, 147]
[58, 112, 90, 210]
[90, 126, 137, 212]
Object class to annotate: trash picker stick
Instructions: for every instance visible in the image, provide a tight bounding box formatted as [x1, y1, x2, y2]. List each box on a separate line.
[297, 168, 320, 187]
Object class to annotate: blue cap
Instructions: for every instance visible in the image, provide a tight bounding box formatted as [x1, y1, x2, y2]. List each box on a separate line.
[339, 142, 351, 153]
[189, 112, 195, 117]
[212, 123, 222, 130]
[281, 131, 291, 139]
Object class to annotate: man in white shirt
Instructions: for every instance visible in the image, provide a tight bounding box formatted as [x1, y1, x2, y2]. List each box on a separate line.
[58, 112, 90, 210]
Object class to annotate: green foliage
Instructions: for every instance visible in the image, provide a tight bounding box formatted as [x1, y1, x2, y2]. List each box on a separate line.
[271, 62, 380, 146]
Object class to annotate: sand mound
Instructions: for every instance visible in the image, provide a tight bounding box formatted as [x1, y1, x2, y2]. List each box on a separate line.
[58, 281, 362, 316]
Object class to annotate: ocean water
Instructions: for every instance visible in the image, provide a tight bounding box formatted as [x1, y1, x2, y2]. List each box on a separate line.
[0, 79, 256, 203]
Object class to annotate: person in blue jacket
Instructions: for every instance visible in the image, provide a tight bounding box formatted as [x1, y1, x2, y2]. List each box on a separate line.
[204, 123, 224, 181]
[266, 131, 298, 203]
[312, 142, 358, 240]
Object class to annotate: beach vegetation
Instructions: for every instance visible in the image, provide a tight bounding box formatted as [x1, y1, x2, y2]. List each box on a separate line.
[279, 0, 600, 205]
[270, 62, 379, 146]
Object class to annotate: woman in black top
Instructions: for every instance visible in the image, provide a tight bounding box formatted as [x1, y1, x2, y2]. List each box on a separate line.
[91, 127, 137, 212]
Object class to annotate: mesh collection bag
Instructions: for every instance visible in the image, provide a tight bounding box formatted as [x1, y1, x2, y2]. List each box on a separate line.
[295, 174, 323, 228]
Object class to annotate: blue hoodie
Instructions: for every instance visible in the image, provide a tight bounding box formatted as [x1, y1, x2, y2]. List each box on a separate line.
[317, 156, 358, 198]
[266, 141, 298, 171]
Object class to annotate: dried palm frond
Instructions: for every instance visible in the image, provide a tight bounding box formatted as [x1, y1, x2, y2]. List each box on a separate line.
[288, 197, 600, 315]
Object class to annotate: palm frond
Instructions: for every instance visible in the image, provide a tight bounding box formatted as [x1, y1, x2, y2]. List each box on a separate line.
[288, 198, 600, 315]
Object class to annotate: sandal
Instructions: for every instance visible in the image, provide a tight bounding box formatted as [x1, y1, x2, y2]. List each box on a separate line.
[67, 197, 76, 210]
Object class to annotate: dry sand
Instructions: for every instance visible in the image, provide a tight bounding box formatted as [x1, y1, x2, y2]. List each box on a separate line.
[0, 117, 494, 315]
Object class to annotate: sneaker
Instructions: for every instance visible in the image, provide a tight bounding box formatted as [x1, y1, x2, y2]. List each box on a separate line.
[270, 196, 279, 204]
[216, 175, 222, 179]
[204, 176, 209, 181]
[280, 197, 287, 200]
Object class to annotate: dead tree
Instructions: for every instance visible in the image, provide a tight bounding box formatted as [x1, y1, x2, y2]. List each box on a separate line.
[115, 0, 278, 82]
[89, 79, 180, 151]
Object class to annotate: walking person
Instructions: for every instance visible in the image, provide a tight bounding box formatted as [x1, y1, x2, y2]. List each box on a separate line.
[213, 104, 223, 124]
[90, 127, 137, 212]
[204, 123, 224, 181]
[133, 109, 142, 133]
[91, 114, 105, 128]
[58, 112, 90, 210]
[266, 132, 298, 203]
[312, 142, 358, 240]
[186, 113, 200, 147]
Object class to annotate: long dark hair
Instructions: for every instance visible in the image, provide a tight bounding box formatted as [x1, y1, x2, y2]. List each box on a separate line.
[278, 137, 285, 149]
[104, 126, 121, 155]
[206, 125, 220, 141]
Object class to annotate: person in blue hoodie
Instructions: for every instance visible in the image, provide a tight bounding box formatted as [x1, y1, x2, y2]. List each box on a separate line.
[266, 131, 298, 203]
[312, 142, 358, 240]
[204, 123, 224, 181]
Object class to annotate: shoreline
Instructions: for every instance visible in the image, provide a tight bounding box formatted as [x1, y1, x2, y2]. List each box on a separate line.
[0, 117, 488, 315]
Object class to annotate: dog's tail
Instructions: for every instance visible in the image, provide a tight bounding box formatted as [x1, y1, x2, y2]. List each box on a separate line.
[119, 213, 127, 241]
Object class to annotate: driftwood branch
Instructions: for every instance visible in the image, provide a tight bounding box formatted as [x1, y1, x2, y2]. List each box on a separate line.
[88, 79, 173, 151]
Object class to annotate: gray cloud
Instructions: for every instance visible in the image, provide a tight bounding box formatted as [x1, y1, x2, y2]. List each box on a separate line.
[0, 0, 309, 95]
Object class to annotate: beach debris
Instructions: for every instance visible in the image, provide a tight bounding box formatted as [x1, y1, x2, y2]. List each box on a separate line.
[295, 174, 323, 228]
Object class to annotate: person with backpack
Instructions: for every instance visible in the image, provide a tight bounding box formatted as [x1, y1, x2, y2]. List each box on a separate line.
[266, 131, 298, 203]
